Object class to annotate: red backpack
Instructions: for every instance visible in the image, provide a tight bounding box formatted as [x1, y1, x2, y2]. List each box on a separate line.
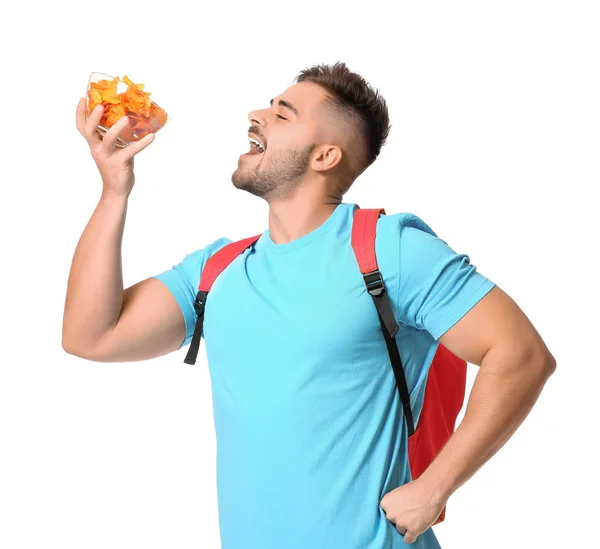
[183, 207, 467, 524]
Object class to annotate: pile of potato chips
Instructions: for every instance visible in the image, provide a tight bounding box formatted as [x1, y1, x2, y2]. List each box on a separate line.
[87, 75, 168, 142]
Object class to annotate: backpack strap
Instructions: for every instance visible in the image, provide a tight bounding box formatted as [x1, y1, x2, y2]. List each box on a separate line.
[183, 234, 262, 365]
[351, 207, 415, 436]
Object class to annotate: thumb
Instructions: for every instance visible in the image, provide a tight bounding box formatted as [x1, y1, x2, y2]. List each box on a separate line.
[403, 530, 419, 544]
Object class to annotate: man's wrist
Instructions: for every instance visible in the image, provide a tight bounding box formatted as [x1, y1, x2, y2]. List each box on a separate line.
[100, 190, 129, 205]
[417, 459, 458, 504]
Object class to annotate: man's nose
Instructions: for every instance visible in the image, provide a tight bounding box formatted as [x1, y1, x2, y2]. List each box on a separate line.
[248, 108, 265, 126]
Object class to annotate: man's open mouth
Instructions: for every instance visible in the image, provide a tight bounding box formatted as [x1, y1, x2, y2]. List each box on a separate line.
[244, 136, 266, 156]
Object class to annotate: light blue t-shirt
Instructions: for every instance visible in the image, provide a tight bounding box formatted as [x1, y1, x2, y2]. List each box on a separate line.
[153, 202, 495, 549]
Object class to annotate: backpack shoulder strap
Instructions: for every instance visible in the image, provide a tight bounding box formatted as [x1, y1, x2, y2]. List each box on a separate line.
[351, 207, 415, 436]
[184, 234, 262, 365]
[199, 234, 262, 292]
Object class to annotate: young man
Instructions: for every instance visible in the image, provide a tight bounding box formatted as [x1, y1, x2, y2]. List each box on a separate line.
[64, 62, 555, 548]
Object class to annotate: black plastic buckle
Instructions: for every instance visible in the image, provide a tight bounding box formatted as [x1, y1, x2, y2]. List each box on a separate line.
[364, 270, 385, 297]
[193, 291, 208, 316]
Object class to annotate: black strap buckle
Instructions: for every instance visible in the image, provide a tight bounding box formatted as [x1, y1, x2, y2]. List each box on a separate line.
[193, 290, 208, 316]
[363, 270, 385, 296]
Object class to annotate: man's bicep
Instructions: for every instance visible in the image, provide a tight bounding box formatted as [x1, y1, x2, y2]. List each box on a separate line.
[438, 284, 553, 367]
[89, 277, 188, 362]
[89, 237, 232, 362]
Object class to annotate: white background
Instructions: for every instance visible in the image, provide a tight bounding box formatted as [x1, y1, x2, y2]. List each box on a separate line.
[1, 1, 598, 547]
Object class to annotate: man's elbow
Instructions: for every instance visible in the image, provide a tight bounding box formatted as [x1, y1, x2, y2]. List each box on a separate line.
[541, 351, 557, 378]
[62, 337, 102, 361]
[62, 338, 87, 359]
[62, 325, 83, 357]
[62, 336, 78, 356]
[489, 342, 556, 382]
[524, 345, 556, 382]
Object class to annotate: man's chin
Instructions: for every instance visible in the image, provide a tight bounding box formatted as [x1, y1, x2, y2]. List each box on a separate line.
[231, 165, 245, 186]
[231, 173, 254, 193]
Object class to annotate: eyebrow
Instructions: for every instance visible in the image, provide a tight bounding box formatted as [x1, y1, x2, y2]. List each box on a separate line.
[270, 98, 299, 116]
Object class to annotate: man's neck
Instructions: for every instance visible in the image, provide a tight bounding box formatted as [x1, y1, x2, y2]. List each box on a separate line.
[267, 195, 343, 245]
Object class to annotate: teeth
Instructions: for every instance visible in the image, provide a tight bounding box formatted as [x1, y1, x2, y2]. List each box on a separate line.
[249, 138, 265, 152]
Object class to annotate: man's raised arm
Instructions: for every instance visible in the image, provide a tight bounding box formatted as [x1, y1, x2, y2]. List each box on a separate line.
[62, 99, 184, 362]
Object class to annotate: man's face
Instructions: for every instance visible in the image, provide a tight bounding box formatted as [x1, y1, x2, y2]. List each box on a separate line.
[231, 82, 327, 199]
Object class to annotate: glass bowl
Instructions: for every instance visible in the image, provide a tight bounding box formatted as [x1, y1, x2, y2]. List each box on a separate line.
[85, 72, 169, 148]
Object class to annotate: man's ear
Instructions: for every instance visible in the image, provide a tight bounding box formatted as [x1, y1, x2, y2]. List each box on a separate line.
[311, 144, 343, 173]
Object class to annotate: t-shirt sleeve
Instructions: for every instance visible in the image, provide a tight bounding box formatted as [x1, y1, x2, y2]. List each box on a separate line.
[397, 215, 496, 340]
[152, 237, 233, 349]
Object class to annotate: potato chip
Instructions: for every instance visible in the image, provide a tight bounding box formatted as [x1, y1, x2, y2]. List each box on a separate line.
[86, 74, 168, 142]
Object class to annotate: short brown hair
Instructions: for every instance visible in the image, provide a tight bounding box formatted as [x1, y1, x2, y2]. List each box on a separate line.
[295, 61, 391, 175]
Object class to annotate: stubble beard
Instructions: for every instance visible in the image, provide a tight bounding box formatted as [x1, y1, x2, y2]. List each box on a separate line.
[231, 144, 316, 200]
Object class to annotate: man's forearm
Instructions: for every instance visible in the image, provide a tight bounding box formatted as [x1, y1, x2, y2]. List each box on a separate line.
[62, 192, 129, 354]
[420, 345, 556, 502]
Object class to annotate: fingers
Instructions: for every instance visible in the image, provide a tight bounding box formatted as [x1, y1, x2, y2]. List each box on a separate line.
[76, 96, 156, 157]
[75, 98, 87, 135]
[76, 99, 104, 144]
[395, 524, 418, 544]
[118, 132, 155, 160]
[101, 114, 156, 156]
[101, 114, 130, 150]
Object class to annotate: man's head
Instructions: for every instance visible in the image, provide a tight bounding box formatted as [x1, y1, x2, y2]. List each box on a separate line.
[231, 61, 391, 201]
